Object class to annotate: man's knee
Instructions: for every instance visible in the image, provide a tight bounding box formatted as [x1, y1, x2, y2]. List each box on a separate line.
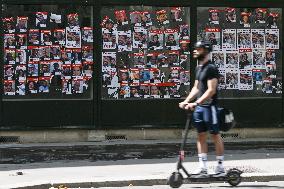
[197, 132, 207, 141]
[211, 133, 223, 142]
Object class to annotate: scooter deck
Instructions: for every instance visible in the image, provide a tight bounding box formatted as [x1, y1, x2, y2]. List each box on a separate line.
[188, 174, 228, 182]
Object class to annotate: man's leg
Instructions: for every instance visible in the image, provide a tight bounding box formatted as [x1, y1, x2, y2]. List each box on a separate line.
[211, 133, 225, 174]
[208, 105, 225, 175]
[193, 106, 208, 174]
[197, 132, 208, 154]
[195, 132, 208, 174]
[211, 133, 224, 155]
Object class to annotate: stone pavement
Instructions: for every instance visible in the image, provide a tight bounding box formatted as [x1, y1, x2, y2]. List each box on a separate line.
[1, 138, 284, 164]
[0, 150, 284, 189]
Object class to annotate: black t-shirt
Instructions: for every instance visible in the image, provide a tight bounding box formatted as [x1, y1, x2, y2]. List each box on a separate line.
[195, 61, 219, 105]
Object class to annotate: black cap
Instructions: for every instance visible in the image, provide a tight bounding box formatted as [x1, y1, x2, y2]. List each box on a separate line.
[194, 41, 212, 52]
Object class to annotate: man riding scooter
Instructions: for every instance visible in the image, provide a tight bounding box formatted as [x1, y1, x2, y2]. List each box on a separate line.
[179, 41, 225, 177]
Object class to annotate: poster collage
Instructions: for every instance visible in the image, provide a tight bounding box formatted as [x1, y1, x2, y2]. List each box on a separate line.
[3, 11, 93, 96]
[198, 7, 282, 95]
[101, 7, 191, 99]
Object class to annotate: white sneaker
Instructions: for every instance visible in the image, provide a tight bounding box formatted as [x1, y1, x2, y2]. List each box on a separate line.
[214, 166, 226, 176]
[192, 167, 208, 175]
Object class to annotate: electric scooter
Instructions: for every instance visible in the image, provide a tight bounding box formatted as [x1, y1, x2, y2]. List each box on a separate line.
[167, 112, 242, 188]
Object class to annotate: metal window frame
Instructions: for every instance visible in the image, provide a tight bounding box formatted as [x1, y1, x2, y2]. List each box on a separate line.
[0, 0, 282, 129]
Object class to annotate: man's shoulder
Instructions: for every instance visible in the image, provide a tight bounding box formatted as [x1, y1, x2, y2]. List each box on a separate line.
[205, 62, 219, 78]
[206, 62, 218, 70]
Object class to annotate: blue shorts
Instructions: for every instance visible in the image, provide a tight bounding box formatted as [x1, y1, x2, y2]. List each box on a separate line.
[193, 105, 219, 134]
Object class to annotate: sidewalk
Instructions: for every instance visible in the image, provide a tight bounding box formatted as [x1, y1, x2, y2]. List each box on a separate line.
[0, 140, 284, 189]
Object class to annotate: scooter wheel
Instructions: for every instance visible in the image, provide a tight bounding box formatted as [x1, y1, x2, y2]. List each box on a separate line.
[167, 172, 183, 188]
[227, 170, 242, 186]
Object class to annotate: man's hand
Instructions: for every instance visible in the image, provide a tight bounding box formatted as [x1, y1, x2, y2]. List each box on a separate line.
[179, 101, 188, 109]
[184, 103, 197, 111]
[179, 101, 197, 111]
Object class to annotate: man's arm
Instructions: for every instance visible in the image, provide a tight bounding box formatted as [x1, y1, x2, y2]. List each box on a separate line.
[184, 80, 199, 103]
[179, 80, 199, 109]
[195, 78, 218, 105]
[182, 78, 217, 111]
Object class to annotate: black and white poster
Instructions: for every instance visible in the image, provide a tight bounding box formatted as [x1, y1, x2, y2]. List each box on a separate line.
[36, 12, 48, 28]
[226, 69, 239, 89]
[117, 30, 132, 52]
[16, 16, 28, 33]
[205, 28, 221, 51]
[222, 29, 236, 50]
[253, 49, 266, 69]
[225, 52, 239, 69]
[66, 27, 81, 48]
[237, 29, 251, 49]
[251, 29, 265, 49]
[239, 69, 253, 90]
[133, 27, 147, 49]
[239, 49, 252, 69]
[148, 30, 163, 50]
[265, 29, 279, 49]
[165, 29, 179, 50]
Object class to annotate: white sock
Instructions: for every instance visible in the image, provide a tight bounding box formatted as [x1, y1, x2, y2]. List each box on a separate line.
[198, 153, 207, 169]
[216, 155, 224, 167]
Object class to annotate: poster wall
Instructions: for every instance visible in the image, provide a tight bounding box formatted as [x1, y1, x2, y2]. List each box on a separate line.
[101, 6, 191, 99]
[3, 5, 93, 98]
[198, 7, 282, 97]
